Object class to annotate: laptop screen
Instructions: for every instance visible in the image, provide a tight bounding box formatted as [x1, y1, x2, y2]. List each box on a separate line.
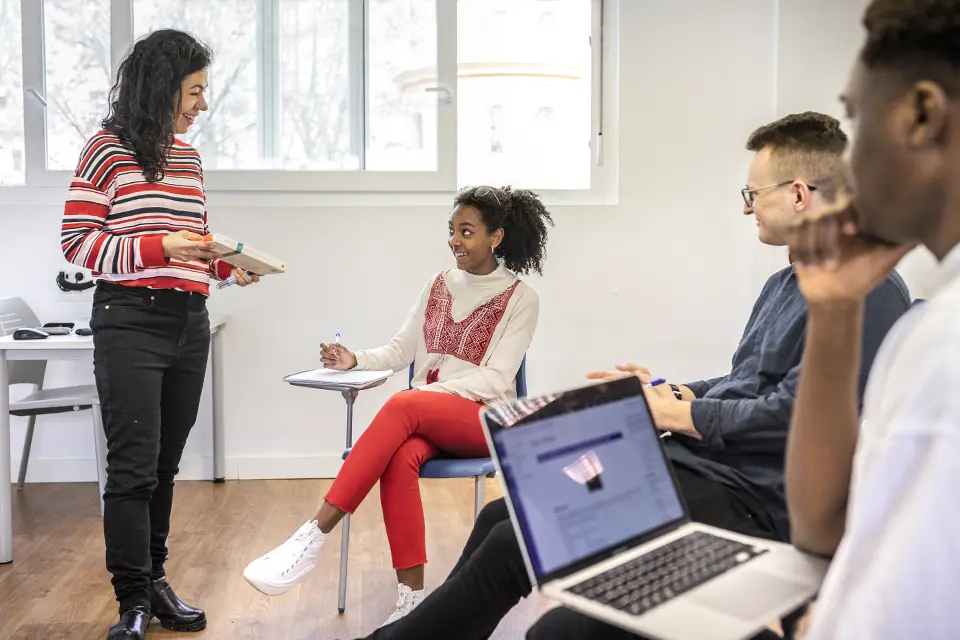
[487, 378, 686, 580]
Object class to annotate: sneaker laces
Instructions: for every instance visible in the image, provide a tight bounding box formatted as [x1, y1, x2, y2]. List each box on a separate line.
[393, 585, 418, 616]
[262, 521, 321, 573]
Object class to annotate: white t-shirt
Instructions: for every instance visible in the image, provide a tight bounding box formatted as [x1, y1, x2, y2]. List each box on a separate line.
[354, 265, 538, 405]
[805, 245, 960, 639]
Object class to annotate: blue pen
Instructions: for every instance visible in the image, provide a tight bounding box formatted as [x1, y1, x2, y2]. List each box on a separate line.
[645, 377, 672, 439]
[216, 270, 253, 290]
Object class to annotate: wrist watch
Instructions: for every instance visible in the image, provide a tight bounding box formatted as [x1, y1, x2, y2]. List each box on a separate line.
[669, 384, 683, 400]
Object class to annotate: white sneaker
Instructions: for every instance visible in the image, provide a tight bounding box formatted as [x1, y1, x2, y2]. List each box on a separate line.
[379, 584, 426, 627]
[243, 520, 326, 596]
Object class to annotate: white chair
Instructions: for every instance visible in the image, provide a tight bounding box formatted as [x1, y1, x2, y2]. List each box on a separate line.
[0, 297, 107, 514]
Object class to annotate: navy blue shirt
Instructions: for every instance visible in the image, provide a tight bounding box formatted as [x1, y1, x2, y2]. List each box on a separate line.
[665, 266, 911, 541]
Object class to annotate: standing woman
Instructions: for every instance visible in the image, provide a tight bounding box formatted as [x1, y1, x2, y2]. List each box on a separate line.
[60, 29, 257, 640]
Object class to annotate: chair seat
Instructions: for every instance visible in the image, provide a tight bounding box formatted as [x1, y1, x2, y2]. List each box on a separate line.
[341, 447, 496, 478]
[10, 384, 99, 416]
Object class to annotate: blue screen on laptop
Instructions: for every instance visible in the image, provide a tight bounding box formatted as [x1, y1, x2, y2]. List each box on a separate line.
[492, 393, 685, 577]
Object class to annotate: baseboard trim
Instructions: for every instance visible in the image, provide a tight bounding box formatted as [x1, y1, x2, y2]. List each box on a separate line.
[11, 454, 345, 483]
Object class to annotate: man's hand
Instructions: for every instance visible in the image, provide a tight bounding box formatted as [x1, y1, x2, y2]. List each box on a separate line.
[161, 231, 221, 262]
[642, 381, 699, 439]
[584, 364, 698, 435]
[230, 267, 260, 287]
[789, 201, 914, 305]
[586, 362, 654, 383]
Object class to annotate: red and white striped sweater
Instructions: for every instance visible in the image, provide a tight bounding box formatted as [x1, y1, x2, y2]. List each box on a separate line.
[61, 130, 231, 295]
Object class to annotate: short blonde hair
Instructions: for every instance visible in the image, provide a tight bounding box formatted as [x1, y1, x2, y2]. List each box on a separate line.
[746, 112, 849, 202]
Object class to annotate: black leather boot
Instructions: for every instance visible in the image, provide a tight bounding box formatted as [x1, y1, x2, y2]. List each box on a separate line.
[149, 578, 207, 632]
[107, 606, 150, 639]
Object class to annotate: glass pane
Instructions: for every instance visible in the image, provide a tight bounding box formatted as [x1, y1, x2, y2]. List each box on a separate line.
[279, 0, 356, 170]
[0, 0, 24, 184]
[366, 0, 438, 171]
[457, 0, 592, 189]
[43, 0, 112, 171]
[133, 0, 259, 170]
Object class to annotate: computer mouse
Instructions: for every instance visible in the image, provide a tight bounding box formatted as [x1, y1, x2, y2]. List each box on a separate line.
[75, 327, 93, 336]
[13, 328, 49, 340]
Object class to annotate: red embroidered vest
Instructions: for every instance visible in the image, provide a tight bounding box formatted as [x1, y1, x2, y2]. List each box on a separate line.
[421, 273, 520, 383]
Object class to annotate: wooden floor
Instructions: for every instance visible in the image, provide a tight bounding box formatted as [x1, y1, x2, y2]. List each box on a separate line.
[0, 478, 549, 640]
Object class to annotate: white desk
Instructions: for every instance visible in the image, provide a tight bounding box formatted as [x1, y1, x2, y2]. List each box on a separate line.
[0, 315, 228, 564]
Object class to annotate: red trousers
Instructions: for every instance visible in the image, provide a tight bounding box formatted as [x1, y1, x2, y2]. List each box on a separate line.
[324, 390, 489, 569]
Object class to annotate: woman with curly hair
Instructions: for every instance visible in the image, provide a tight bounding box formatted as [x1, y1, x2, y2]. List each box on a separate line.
[243, 185, 554, 627]
[60, 29, 257, 639]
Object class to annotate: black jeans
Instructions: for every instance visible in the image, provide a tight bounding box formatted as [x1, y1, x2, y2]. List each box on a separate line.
[360, 465, 779, 640]
[92, 282, 210, 613]
[360, 498, 527, 640]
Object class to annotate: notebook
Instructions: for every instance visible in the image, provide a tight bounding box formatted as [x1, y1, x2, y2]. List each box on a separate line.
[283, 368, 394, 389]
[202, 233, 286, 275]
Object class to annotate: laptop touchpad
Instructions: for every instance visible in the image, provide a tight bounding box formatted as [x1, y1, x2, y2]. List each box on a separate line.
[687, 568, 807, 621]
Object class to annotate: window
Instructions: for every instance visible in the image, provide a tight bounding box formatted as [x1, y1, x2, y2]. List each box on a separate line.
[11, 0, 612, 198]
[0, 0, 25, 185]
[133, 0, 261, 170]
[279, 0, 355, 170]
[133, 0, 439, 174]
[43, 0, 112, 170]
[457, 0, 593, 189]
[489, 105, 504, 154]
[367, 0, 438, 171]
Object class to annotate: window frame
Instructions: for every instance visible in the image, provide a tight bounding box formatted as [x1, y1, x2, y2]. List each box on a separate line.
[14, 0, 618, 203]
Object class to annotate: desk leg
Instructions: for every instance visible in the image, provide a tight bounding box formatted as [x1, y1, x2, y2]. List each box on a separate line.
[0, 351, 12, 563]
[338, 388, 359, 613]
[341, 389, 358, 449]
[211, 329, 226, 483]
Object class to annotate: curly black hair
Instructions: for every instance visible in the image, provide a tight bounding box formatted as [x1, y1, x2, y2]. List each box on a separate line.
[453, 186, 554, 276]
[861, 0, 960, 88]
[102, 29, 212, 182]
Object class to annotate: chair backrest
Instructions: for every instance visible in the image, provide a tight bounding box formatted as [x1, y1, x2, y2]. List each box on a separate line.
[408, 356, 528, 399]
[0, 297, 46, 387]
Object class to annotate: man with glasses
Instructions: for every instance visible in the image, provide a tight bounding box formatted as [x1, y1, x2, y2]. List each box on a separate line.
[522, 111, 912, 640]
[354, 112, 910, 640]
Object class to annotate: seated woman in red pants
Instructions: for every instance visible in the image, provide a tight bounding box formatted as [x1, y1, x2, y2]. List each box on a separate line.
[242, 185, 553, 626]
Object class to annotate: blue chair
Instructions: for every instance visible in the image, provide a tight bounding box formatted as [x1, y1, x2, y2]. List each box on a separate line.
[336, 357, 528, 613]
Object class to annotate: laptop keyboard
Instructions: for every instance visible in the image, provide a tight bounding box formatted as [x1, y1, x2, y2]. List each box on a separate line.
[565, 531, 767, 617]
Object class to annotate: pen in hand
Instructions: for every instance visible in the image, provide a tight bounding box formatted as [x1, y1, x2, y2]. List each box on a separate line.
[643, 377, 672, 439]
[334, 332, 341, 365]
[216, 270, 254, 290]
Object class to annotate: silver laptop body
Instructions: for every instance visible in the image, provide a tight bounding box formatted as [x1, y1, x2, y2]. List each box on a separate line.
[480, 377, 829, 640]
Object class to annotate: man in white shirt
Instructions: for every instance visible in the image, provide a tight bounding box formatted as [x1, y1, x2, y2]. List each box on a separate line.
[786, 0, 960, 637]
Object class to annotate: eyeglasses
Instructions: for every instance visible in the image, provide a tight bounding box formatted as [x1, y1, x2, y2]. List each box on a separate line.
[741, 181, 817, 206]
[462, 185, 505, 205]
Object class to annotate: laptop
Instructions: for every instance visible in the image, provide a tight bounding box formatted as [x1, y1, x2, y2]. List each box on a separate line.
[480, 376, 829, 640]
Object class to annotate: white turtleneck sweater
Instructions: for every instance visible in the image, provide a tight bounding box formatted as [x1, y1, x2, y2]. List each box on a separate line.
[354, 265, 538, 406]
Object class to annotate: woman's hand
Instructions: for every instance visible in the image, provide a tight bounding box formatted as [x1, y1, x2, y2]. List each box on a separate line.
[320, 343, 357, 370]
[230, 267, 260, 287]
[162, 231, 221, 262]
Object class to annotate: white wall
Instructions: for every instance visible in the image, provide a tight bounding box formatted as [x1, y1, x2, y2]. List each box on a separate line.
[13, 0, 925, 484]
[776, 0, 940, 295]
